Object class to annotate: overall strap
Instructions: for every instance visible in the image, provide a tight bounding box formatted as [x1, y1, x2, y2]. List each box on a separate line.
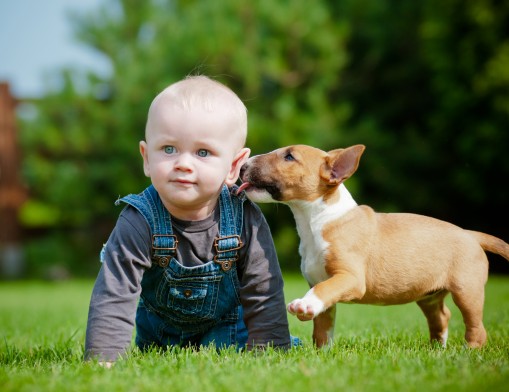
[214, 184, 246, 272]
[116, 185, 177, 267]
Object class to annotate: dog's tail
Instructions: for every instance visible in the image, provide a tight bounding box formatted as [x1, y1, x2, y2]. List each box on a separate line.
[467, 230, 509, 261]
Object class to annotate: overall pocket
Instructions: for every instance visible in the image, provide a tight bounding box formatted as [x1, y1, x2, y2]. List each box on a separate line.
[156, 272, 222, 322]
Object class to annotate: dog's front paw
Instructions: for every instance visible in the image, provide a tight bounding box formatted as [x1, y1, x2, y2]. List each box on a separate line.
[287, 292, 325, 321]
[287, 299, 316, 321]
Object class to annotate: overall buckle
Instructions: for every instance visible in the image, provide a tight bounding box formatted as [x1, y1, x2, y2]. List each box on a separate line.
[213, 235, 243, 271]
[152, 234, 178, 268]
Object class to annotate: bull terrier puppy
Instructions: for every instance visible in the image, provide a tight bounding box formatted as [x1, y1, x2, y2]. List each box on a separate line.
[238, 144, 509, 348]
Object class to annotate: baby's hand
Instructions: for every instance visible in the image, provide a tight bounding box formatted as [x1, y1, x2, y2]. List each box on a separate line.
[98, 361, 114, 369]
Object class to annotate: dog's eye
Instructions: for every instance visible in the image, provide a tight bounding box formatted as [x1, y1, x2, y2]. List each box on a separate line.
[284, 153, 295, 162]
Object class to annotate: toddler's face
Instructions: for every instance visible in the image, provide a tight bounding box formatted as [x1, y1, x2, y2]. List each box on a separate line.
[140, 104, 248, 220]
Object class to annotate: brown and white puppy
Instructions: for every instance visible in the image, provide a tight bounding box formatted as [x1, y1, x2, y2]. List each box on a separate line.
[238, 144, 509, 348]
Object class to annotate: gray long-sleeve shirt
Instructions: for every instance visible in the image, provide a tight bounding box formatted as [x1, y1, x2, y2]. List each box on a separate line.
[85, 199, 290, 361]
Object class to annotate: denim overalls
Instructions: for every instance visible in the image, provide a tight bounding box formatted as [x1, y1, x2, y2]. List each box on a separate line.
[116, 184, 248, 350]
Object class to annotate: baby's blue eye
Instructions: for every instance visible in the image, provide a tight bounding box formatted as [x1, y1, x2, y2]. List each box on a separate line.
[164, 146, 175, 154]
[197, 149, 209, 157]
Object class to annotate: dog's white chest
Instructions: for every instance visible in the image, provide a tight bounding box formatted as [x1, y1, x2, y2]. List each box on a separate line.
[290, 185, 357, 287]
[298, 232, 329, 286]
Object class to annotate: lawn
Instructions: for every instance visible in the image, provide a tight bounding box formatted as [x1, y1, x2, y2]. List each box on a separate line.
[1, 273, 508, 392]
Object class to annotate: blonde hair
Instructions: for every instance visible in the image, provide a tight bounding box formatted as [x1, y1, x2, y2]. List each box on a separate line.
[146, 75, 247, 148]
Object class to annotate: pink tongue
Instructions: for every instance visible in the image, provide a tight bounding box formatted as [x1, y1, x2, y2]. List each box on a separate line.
[236, 182, 251, 194]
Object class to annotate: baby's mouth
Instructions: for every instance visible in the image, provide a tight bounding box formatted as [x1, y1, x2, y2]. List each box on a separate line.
[173, 178, 194, 185]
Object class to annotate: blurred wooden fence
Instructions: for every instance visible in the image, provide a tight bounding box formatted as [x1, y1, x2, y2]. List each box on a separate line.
[0, 82, 27, 277]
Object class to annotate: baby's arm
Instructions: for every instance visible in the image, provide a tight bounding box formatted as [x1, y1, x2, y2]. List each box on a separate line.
[238, 202, 291, 349]
[85, 208, 151, 362]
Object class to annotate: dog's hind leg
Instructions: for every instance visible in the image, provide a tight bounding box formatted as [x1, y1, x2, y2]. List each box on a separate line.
[416, 291, 451, 347]
[450, 287, 487, 348]
[312, 305, 336, 347]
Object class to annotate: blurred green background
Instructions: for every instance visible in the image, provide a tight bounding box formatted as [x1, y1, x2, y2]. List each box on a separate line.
[2, 0, 508, 278]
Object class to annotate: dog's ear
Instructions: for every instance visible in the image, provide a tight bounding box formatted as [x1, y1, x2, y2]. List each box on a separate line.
[320, 145, 365, 185]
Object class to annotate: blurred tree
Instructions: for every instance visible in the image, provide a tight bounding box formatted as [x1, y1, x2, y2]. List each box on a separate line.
[17, 0, 509, 275]
[19, 0, 350, 272]
[330, 0, 509, 272]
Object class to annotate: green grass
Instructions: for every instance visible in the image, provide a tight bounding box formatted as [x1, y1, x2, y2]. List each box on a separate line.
[1, 274, 509, 392]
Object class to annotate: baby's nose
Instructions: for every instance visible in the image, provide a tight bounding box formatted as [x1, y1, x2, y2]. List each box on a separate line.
[175, 153, 193, 170]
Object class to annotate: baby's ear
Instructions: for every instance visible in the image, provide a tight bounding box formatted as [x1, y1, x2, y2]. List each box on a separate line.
[139, 140, 150, 177]
[225, 148, 251, 186]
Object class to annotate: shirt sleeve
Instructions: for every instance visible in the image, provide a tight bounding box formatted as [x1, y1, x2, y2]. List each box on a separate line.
[84, 207, 151, 361]
[238, 201, 291, 349]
